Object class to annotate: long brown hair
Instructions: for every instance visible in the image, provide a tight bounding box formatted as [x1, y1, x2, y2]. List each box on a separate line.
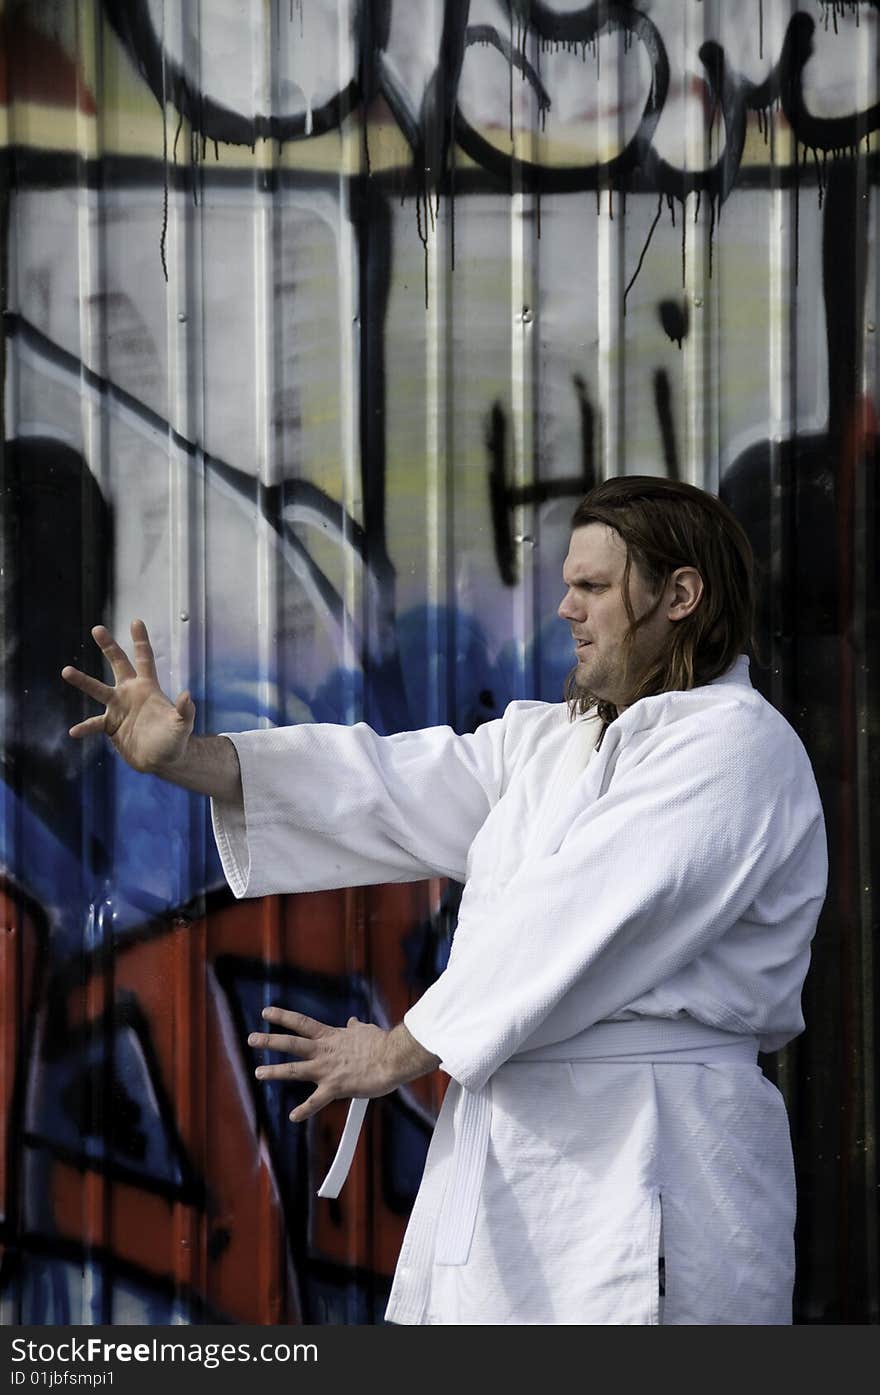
[564, 476, 760, 738]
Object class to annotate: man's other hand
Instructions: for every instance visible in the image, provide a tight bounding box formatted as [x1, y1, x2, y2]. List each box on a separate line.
[62, 619, 195, 774]
[249, 1007, 441, 1123]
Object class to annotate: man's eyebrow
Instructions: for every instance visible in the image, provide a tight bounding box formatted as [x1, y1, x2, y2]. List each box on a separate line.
[562, 571, 606, 586]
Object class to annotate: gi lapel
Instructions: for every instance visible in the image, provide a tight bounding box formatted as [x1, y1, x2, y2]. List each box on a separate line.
[528, 714, 620, 860]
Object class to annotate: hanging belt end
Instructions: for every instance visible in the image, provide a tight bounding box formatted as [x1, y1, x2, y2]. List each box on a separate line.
[315, 1096, 370, 1199]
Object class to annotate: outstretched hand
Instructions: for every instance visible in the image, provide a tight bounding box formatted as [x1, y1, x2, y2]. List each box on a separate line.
[248, 1007, 440, 1123]
[61, 620, 195, 774]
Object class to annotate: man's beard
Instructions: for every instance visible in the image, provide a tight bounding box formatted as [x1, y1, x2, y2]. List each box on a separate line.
[570, 645, 645, 708]
[565, 654, 608, 711]
[573, 647, 612, 693]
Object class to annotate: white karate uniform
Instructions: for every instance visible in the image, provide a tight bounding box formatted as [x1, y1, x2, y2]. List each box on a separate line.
[211, 655, 828, 1324]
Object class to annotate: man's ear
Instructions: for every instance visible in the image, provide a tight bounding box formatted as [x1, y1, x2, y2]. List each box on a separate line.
[668, 567, 704, 621]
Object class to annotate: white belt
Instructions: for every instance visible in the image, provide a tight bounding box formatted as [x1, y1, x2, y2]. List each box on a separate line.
[318, 1018, 760, 1265]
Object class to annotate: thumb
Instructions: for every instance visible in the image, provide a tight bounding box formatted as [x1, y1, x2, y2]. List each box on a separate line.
[346, 1016, 360, 1028]
[174, 690, 196, 721]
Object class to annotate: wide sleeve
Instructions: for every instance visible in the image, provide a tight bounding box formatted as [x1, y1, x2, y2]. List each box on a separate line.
[403, 705, 828, 1091]
[210, 713, 511, 898]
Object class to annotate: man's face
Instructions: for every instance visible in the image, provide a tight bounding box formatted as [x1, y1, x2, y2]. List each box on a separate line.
[558, 522, 670, 709]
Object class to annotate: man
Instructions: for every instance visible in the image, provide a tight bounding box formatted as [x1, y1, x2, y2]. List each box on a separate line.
[62, 475, 828, 1324]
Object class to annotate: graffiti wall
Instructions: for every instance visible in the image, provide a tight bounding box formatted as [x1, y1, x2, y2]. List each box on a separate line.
[1, 0, 877, 1323]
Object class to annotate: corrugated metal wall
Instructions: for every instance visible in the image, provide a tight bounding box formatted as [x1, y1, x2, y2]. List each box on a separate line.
[1, 0, 877, 1324]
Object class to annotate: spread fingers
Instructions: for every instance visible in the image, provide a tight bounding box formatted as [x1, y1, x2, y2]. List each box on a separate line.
[68, 715, 107, 739]
[130, 618, 159, 682]
[248, 1032, 318, 1057]
[290, 1087, 333, 1123]
[61, 666, 114, 705]
[254, 1061, 312, 1082]
[260, 1007, 327, 1037]
[91, 625, 137, 681]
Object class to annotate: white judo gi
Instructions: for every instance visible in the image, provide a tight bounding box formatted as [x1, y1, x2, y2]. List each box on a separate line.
[211, 654, 828, 1324]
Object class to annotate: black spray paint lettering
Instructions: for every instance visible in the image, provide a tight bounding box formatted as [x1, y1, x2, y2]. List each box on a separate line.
[486, 374, 597, 587]
[485, 296, 694, 586]
[95, 0, 880, 294]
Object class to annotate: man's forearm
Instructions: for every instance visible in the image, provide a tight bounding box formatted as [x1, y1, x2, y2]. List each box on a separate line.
[154, 734, 243, 802]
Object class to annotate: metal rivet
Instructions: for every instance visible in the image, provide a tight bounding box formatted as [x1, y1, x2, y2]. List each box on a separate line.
[177, 312, 187, 323]
[522, 307, 532, 323]
[179, 611, 189, 622]
[867, 321, 876, 333]
[694, 296, 703, 308]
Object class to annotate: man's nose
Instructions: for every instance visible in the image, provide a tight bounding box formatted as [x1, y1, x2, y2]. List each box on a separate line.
[558, 589, 581, 621]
